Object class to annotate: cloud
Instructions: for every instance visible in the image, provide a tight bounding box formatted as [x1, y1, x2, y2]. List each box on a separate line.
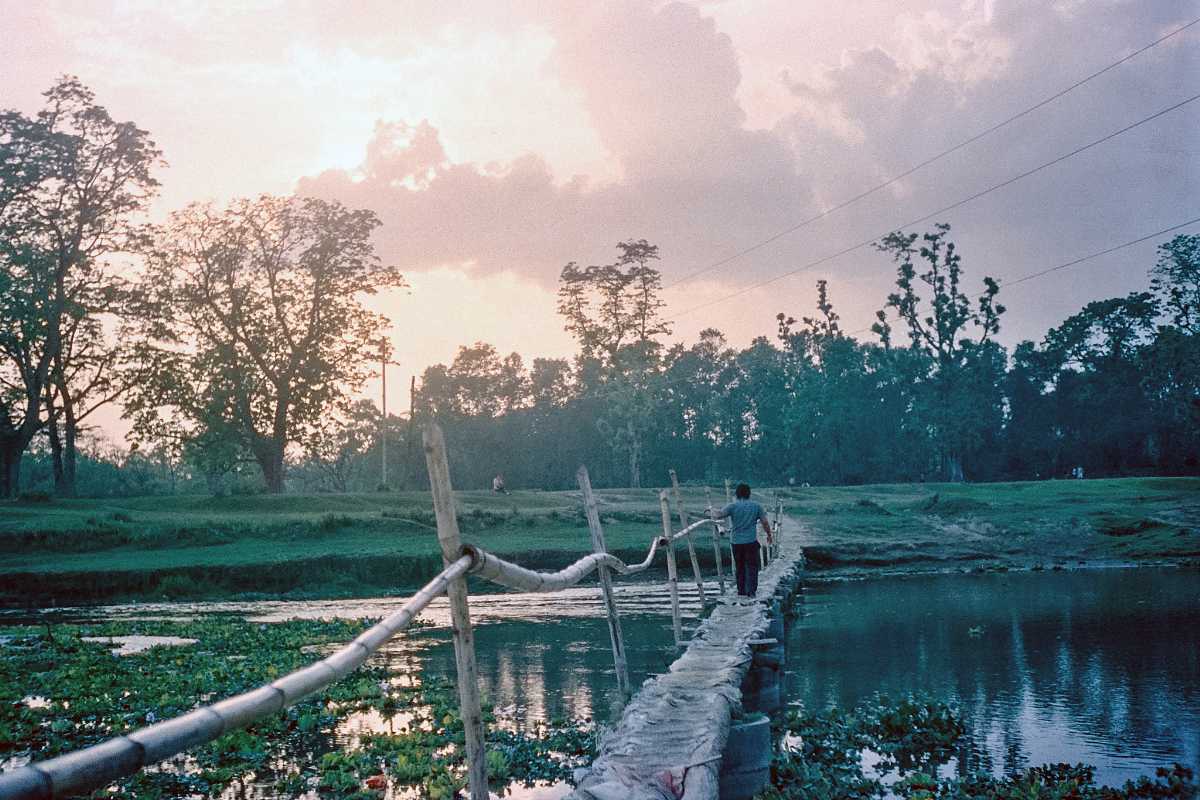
[767, 0, 1199, 340]
[298, 1, 819, 291]
[9, 0, 1194, 347]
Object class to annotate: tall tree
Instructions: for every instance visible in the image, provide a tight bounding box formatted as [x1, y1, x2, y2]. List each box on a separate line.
[873, 224, 1004, 481]
[126, 195, 404, 492]
[419, 343, 529, 418]
[1043, 293, 1159, 473]
[0, 77, 160, 497]
[1151, 234, 1200, 335]
[557, 240, 671, 486]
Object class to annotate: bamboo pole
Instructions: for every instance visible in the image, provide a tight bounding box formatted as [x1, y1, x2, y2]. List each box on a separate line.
[668, 469, 706, 606]
[577, 465, 630, 699]
[704, 487, 725, 594]
[423, 424, 488, 800]
[658, 490, 683, 649]
[774, 496, 784, 559]
[0, 556, 472, 800]
[723, 479, 735, 572]
[465, 540, 665, 590]
[759, 492, 769, 568]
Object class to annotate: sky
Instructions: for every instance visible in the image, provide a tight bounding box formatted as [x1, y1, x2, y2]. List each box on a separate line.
[3, 0, 1198, 438]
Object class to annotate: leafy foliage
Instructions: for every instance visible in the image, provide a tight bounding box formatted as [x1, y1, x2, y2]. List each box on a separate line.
[125, 195, 405, 492]
[0, 616, 596, 798]
[0, 76, 161, 497]
[764, 697, 1197, 800]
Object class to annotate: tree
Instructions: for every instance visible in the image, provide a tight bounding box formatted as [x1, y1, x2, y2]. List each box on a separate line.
[529, 358, 573, 409]
[1042, 293, 1160, 474]
[0, 77, 160, 497]
[301, 399, 382, 493]
[557, 240, 671, 486]
[419, 343, 529, 418]
[1151, 234, 1200, 335]
[126, 195, 404, 493]
[557, 239, 669, 367]
[873, 224, 1004, 481]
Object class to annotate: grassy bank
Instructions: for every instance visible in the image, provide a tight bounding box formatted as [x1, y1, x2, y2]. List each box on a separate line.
[776, 476, 1200, 575]
[1, 477, 1197, 605]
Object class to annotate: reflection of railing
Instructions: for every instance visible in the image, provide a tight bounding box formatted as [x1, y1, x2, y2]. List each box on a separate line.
[0, 424, 793, 800]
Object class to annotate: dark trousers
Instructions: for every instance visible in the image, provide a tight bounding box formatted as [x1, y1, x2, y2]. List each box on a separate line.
[732, 542, 761, 597]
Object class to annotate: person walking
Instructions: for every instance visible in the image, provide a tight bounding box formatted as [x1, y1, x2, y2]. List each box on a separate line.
[713, 483, 772, 600]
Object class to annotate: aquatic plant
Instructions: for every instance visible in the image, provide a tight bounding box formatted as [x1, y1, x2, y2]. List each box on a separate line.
[763, 697, 1197, 800]
[0, 616, 596, 798]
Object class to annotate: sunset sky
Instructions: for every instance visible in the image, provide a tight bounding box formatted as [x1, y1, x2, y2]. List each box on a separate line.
[3, 0, 1198, 437]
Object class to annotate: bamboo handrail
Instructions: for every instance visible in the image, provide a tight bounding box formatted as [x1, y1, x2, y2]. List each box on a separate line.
[670, 516, 713, 541]
[463, 543, 663, 593]
[0, 555, 474, 800]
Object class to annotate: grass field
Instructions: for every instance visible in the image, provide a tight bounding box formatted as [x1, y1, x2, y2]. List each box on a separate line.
[1, 477, 1197, 605]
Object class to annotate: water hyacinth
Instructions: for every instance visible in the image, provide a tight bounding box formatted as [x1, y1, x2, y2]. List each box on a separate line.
[0, 616, 596, 798]
[762, 695, 1197, 800]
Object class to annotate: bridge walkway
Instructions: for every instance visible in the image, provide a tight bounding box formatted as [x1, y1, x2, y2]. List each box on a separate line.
[568, 518, 806, 800]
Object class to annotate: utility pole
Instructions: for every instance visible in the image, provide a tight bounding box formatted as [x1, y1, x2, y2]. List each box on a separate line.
[381, 351, 388, 489]
[379, 339, 398, 490]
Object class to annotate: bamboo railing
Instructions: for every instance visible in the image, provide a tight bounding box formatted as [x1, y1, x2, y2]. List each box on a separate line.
[0, 425, 791, 800]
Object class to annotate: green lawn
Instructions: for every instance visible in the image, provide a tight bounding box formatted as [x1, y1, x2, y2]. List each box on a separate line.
[1, 477, 1196, 605]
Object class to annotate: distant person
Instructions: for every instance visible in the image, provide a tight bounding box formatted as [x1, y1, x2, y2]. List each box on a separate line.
[712, 483, 772, 600]
[492, 473, 509, 494]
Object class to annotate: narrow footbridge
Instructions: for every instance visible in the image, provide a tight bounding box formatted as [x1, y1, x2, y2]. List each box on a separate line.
[0, 426, 805, 800]
[567, 529, 804, 800]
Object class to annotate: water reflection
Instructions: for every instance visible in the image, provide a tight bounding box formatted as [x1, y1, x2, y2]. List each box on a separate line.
[786, 568, 1200, 785]
[10, 569, 1194, 792]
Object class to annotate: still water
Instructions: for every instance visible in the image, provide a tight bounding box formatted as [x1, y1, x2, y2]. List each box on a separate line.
[786, 567, 1200, 785]
[13, 567, 1198, 791]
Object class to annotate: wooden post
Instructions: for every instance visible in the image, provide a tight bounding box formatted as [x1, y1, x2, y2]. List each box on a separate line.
[774, 496, 783, 559]
[759, 490, 770, 567]
[578, 465, 630, 699]
[705, 487, 726, 594]
[423, 424, 488, 800]
[669, 469, 707, 606]
[723, 479, 735, 572]
[659, 490, 683, 649]
[380, 348, 387, 488]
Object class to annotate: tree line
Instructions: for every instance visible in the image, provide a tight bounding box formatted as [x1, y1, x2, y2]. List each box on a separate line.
[411, 230, 1198, 491]
[3, 79, 1197, 497]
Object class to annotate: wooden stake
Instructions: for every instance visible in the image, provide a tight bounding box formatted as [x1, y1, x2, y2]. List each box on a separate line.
[723, 479, 735, 571]
[704, 487, 725, 594]
[774, 496, 784, 559]
[659, 490, 683, 649]
[578, 465, 630, 699]
[423, 423, 488, 800]
[669, 469, 706, 606]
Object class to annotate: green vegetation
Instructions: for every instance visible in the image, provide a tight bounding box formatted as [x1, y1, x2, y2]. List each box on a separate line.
[764, 696, 1197, 800]
[0, 616, 595, 799]
[772, 476, 1200, 575]
[2, 477, 1196, 605]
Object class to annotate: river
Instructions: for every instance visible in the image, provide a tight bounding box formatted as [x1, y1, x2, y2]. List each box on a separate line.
[7, 566, 1197, 794]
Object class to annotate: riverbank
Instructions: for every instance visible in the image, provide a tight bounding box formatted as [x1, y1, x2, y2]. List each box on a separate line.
[1, 477, 1196, 605]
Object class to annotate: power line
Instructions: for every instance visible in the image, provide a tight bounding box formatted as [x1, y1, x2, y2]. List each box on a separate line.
[662, 15, 1200, 290]
[663, 91, 1200, 323]
[574, 213, 1200, 405]
[848, 214, 1200, 338]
